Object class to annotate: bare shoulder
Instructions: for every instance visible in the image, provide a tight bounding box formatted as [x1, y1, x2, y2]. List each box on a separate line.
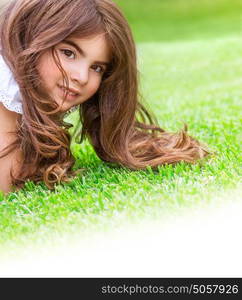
[0, 138, 22, 194]
[0, 103, 19, 132]
[0, 103, 19, 149]
[0, 101, 11, 117]
[0, 103, 22, 193]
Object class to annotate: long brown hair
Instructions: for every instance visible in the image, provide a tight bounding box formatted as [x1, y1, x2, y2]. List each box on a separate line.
[0, 0, 209, 190]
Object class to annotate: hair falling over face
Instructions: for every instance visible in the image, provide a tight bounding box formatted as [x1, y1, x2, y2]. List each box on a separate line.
[0, 0, 209, 191]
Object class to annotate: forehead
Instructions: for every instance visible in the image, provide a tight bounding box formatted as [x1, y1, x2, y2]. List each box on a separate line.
[62, 33, 111, 62]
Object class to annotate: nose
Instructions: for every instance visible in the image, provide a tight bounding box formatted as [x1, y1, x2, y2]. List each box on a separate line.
[70, 66, 89, 86]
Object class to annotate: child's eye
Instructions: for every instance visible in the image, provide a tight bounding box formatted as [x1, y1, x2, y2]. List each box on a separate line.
[60, 49, 75, 59]
[59, 50, 105, 74]
[92, 65, 104, 74]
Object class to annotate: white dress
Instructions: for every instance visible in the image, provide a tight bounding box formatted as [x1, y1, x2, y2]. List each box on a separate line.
[0, 54, 23, 114]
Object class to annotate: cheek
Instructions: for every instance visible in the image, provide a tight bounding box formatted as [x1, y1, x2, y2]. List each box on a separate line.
[88, 78, 102, 96]
[37, 54, 59, 87]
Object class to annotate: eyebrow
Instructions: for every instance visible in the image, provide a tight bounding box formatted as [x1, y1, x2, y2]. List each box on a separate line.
[62, 39, 110, 67]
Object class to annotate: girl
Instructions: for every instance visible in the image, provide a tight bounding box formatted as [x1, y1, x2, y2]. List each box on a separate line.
[0, 0, 209, 193]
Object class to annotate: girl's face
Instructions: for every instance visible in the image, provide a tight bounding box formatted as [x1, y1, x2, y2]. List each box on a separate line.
[37, 33, 111, 112]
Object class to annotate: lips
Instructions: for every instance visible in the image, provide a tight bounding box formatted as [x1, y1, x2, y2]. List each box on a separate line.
[58, 85, 80, 96]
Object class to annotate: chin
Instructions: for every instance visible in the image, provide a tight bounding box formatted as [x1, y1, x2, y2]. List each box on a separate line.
[55, 102, 71, 113]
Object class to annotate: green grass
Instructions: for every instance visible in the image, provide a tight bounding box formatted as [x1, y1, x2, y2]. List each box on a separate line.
[0, 0, 241, 250]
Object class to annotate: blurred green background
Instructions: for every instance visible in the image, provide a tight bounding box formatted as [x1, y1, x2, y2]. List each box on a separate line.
[114, 0, 242, 42]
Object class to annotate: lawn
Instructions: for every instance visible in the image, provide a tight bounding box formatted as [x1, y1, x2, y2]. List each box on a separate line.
[0, 0, 241, 251]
